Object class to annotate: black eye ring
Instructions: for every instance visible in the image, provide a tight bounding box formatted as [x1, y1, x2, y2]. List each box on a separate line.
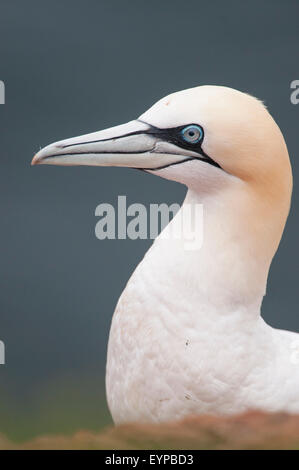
[181, 125, 203, 144]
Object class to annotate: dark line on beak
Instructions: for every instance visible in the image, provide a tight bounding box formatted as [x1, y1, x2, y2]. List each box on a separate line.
[137, 157, 194, 171]
[41, 150, 154, 159]
[61, 130, 150, 149]
[137, 155, 221, 171]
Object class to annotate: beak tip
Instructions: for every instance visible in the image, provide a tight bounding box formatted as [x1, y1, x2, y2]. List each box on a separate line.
[31, 153, 41, 166]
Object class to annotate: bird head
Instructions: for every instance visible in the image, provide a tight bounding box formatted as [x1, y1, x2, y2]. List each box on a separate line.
[32, 85, 292, 258]
[32, 85, 291, 187]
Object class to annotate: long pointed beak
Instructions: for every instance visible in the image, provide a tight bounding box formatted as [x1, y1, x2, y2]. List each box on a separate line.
[31, 120, 192, 170]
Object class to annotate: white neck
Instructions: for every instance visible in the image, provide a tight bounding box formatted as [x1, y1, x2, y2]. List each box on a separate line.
[149, 184, 272, 323]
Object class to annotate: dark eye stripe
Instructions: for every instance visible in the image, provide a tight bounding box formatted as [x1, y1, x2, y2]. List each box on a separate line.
[137, 120, 221, 169]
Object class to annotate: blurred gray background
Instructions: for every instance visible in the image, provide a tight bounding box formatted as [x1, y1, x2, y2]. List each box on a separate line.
[0, 0, 298, 440]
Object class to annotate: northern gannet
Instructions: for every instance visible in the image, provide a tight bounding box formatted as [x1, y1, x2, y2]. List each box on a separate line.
[32, 85, 298, 424]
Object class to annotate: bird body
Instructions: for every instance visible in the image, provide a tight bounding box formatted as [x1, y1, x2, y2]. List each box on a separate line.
[106, 189, 299, 423]
[32, 85, 298, 423]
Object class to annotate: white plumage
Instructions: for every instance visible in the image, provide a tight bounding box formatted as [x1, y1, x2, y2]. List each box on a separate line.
[33, 85, 298, 424]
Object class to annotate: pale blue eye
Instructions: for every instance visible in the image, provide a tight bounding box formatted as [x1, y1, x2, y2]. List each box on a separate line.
[181, 125, 203, 144]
